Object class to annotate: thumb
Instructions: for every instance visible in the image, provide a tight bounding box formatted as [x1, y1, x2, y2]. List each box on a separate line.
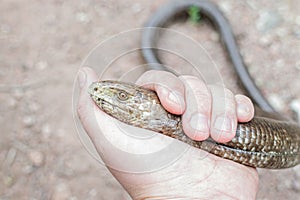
[77, 67, 99, 125]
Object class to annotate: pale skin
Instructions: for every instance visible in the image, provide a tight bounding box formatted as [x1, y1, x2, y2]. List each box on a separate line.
[77, 67, 258, 199]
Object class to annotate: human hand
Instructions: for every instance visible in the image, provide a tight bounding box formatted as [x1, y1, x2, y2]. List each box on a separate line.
[136, 70, 255, 143]
[77, 67, 258, 199]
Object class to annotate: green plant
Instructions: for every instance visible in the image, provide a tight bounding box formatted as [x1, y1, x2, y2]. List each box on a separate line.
[188, 6, 201, 23]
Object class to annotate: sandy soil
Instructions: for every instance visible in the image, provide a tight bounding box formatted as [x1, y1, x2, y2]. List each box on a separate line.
[1, 0, 300, 199]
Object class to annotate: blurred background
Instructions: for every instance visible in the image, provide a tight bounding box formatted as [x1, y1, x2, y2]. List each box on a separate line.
[1, 0, 300, 199]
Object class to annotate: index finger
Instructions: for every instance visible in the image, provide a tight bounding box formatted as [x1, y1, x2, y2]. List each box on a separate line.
[136, 70, 186, 115]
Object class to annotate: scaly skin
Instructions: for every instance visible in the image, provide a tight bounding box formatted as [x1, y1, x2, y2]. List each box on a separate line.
[88, 80, 300, 169]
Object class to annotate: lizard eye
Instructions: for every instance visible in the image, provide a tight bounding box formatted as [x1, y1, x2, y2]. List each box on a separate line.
[117, 91, 129, 101]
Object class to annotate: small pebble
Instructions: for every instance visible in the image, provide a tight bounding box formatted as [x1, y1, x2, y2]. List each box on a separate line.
[0, 24, 11, 34]
[131, 3, 142, 14]
[7, 97, 17, 108]
[3, 175, 14, 187]
[256, 10, 282, 32]
[219, 1, 232, 14]
[28, 150, 44, 167]
[88, 188, 97, 197]
[35, 61, 48, 70]
[23, 116, 36, 127]
[268, 94, 285, 111]
[210, 31, 220, 42]
[5, 148, 17, 166]
[275, 59, 285, 68]
[259, 34, 273, 46]
[41, 123, 51, 139]
[275, 27, 289, 38]
[51, 183, 72, 200]
[28, 101, 40, 113]
[243, 54, 253, 66]
[23, 165, 34, 174]
[76, 12, 90, 24]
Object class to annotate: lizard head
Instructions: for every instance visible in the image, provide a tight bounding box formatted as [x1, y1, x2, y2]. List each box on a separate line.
[88, 80, 180, 133]
[89, 80, 161, 127]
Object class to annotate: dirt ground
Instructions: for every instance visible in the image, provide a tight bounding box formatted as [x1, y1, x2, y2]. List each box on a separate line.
[1, 0, 300, 199]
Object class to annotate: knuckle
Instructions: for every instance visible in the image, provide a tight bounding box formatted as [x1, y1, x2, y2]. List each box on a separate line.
[224, 99, 236, 116]
[186, 88, 212, 114]
[193, 88, 211, 100]
[197, 98, 211, 113]
[181, 75, 205, 86]
[223, 87, 234, 98]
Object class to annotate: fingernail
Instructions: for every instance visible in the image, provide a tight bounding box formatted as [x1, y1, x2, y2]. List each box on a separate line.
[237, 103, 251, 117]
[190, 113, 209, 133]
[168, 91, 185, 107]
[214, 116, 232, 133]
[78, 69, 86, 88]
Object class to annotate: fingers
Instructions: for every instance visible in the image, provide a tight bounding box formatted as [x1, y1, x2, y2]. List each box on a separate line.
[235, 94, 255, 122]
[138, 71, 255, 143]
[209, 85, 237, 143]
[179, 76, 211, 141]
[136, 70, 186, 115]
